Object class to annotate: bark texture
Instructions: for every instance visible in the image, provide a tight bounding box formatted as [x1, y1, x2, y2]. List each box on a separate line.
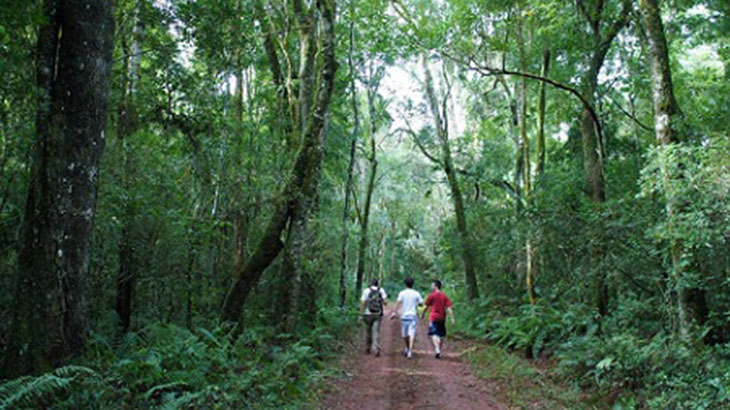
[355, 64, 379, 297]
[339, 17, 359, 307]
[536, 49, 550, 175]
[4, 0, 114, 376]
[576, 0, 631, 316]
[221, 0, 337, 325]
[640, 0, 695, 339]
[423, 58, 479, 301]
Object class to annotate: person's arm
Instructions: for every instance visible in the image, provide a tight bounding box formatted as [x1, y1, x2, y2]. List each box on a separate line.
[421, 295, 431, 320]
[447, 306, 455, 325]
[359, 289, 368, 322]
[421, 305, 430, 320]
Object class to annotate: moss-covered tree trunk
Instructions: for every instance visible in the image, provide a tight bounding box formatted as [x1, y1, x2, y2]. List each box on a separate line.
[339, 14, 360, 307]
[640, 0, 702, 340]
[355, 64, 380, 297]
[3, 0, 114, 377]
[423, 58, 479, 301]
[221, 0, 337, 326]
[576, 0, 630, 316]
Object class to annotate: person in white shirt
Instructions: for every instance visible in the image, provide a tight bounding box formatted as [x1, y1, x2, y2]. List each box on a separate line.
[360, 278, 388, 356]
[390, 277, 423, 359]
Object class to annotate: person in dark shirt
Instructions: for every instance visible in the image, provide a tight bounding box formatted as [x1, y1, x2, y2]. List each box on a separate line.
[421, 279, 455, 359]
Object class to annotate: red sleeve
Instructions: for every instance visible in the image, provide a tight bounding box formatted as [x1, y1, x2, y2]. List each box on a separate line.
[445, 294, 453, 308]
[425, 294, 433, 307]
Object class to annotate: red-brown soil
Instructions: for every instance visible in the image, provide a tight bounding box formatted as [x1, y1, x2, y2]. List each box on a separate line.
[320, 306, 506, 410]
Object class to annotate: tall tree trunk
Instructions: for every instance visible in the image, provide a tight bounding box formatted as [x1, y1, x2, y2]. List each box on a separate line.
[355, 65, 379, 297]
[423, 58, 479, 301]
[116, 7, 143, 333]
[536, 49, 550, 175]
[355, 155, 377, 296]
[516, 15, 535, 304]
[577, 0, 630, 316]
[520, 76, 536, 305]
[221, 0, 337, 326]
[640, 0, 694, 339]
[528, 48, 550, 305]
[3, 0, 114, 377]
[340, 14, 359, 308]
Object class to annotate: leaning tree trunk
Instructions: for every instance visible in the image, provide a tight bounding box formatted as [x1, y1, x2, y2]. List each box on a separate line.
[3, 0, 114, 377]
[355, 150, 377, 296]
[640, 0, 698, 340]
[423, 58, 479, 301]
[221, 0, 337, 326]
[355, 67, 380, 296]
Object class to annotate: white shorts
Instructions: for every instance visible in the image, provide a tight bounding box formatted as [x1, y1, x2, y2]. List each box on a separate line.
[400, 315, 417, 338]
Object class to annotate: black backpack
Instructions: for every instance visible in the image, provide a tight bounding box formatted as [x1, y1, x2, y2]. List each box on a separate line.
[366, 288, 383, 315]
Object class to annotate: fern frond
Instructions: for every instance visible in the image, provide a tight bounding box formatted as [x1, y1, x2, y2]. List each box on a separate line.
[161, 391, 203, 410]
[0, 374, 71, 409]
[0, 376, 33, 401]
[0, 365, 98, 409]
[54, 365, 98, 379]
[144, 381, 190, 401]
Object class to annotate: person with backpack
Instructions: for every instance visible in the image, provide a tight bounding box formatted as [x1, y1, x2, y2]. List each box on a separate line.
[421, 279, 455, 359]
[360, 278, 388, 356]
[389, 277, 423, 359]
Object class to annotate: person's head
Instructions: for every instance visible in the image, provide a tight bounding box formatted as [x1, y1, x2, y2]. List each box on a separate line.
[370, 278, 379, 287]
[432, 279, 442, 290]
[404, 277, 414, 288]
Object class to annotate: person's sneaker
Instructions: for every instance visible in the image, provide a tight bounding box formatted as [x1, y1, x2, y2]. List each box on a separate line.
[375, 351, 380, 357]
[435, 352, 441, 359]
[407, 350, 413, 359]
[366, 347, 371, 354]
[404, 348, 409, 357]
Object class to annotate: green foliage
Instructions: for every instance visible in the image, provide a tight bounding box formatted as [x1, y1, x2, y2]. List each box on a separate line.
[466, 344, 588, 409]
[557, 333, 730, 408]
[488, 304, 593, 360]
[0, 316, 350, 409]
[0, 366, 99, 409]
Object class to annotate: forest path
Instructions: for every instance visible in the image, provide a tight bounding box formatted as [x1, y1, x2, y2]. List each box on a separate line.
[320, 306, 506, 410]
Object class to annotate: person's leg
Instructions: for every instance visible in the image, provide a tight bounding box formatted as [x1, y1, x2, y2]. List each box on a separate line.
[408, 320, 417, 355]
[372, 316, 381, 355]
[365, 315, 374, 353]
[428, 322, 439, 354]
[434, 321, 445, 358]
[432, 335, 441, 355]
[400, 319, 408, 353]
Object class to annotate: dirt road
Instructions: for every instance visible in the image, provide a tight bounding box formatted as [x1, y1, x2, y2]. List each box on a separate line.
[321, 306, 506, 410]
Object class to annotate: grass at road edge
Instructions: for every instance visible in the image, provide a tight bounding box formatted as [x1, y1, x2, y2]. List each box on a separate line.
[462, 343, 597, 409]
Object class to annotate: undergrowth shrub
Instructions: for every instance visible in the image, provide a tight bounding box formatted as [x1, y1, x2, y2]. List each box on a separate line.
[557, 332, 730, 408]
[0, 306, 354, 409]
[461, 298, 730, 408]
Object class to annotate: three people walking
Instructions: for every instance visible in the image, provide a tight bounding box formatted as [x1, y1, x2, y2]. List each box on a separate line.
[361, 277, 454, 359]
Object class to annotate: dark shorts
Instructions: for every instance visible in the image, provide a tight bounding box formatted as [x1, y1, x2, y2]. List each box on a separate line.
[428, 320, 447, 337]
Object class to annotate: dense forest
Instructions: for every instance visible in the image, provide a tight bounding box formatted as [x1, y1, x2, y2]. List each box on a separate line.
[0, 0, 728, 408]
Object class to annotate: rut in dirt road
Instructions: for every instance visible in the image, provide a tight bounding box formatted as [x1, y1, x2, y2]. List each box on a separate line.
[321, 307, 505, 410]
